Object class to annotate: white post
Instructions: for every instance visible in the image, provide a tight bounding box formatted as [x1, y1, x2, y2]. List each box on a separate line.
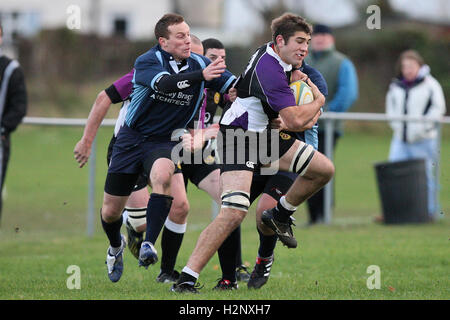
[435, 122, 442, 220]
[323, 118, 334, 224]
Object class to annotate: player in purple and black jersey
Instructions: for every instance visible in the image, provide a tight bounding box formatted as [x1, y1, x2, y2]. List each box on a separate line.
[173, 13, 334, 293]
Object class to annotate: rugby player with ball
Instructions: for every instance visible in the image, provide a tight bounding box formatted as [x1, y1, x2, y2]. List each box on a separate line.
[173, 13, 333, 293]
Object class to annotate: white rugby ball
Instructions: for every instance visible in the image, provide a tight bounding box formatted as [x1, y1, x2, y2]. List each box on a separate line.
[290, 80, 313, 105]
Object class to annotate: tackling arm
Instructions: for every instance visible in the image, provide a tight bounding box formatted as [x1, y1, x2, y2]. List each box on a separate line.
[153, 57, 227, 93]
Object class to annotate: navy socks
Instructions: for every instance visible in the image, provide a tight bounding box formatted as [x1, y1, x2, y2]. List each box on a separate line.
[145, 193, 174, 244]
[257, 227, 278, 258]
[161, 226, 184, 274]
[217, 226, 241, 282]
[101, 211, 123, 248]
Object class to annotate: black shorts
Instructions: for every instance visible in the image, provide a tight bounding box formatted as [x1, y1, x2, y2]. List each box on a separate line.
[107, 135, 147, 192]
[249, 172, 296, 204]
[180, 139, 220, 188]
[181, 162, 220, 188]
[217, 126, 296, 174]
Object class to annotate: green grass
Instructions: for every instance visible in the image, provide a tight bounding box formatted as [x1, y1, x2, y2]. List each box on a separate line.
[0, 124, 449, 299]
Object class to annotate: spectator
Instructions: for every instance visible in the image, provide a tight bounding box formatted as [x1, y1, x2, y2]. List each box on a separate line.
[386, 49, 446, 219]
[0, 22, 27, 223]
[305, 24, 358, 224]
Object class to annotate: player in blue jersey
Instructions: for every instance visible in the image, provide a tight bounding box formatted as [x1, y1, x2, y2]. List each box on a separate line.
[76, 36, 244, 285]
[101, 13, 236, 283]
[172, 13, 334, 293]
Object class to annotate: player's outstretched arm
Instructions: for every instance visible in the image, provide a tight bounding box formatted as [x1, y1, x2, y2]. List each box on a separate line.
[155, 58, 227, 94]
[74, 90, 112, 168]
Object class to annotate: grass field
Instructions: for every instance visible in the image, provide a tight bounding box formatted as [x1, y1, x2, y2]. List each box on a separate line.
[0, 124, 449, 300]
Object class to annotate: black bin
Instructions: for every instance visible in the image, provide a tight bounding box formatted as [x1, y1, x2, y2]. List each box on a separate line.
[375, 159, 429, 224]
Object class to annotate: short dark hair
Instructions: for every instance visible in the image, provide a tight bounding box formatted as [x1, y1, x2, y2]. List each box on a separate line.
[154, 13, 185, 39]
[271, 13, 312, 44]
[202, 38, 224, 53]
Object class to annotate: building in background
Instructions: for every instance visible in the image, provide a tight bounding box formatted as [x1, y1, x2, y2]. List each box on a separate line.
[0, 0, 362, 53]
[0, 0, 449, 49]
[0, 0, 170, 41]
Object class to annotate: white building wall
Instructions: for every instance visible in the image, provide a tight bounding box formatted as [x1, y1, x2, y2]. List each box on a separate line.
[95, 0, 172, 39]
[0, 0, 171, 40]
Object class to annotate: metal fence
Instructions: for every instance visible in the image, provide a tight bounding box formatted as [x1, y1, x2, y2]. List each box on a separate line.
[320, 112, 449, 224]
[23, 112, 450, 236]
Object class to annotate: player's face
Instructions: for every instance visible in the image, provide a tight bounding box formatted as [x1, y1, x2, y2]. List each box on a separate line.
[205, 48, 226, 62]
[401, 58, 421, 82]
[277, 31, 310, 66]
[161, 21, 191, 61]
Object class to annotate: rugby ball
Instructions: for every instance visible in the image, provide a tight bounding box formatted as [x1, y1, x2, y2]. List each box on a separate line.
[290, 80, 313, 105]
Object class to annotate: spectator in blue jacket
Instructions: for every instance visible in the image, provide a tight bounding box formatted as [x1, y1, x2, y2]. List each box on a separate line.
[305, 24, 358, 224]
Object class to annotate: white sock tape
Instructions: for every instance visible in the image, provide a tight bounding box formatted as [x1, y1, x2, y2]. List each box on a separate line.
[280, 196, 297, 211]
[182, 266, 199, 279]
[164, 218, 187, 234]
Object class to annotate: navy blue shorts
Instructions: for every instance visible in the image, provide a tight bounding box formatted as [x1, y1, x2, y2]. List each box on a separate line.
[107, 135, 148, 192]
[105, 125, 180, 196]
